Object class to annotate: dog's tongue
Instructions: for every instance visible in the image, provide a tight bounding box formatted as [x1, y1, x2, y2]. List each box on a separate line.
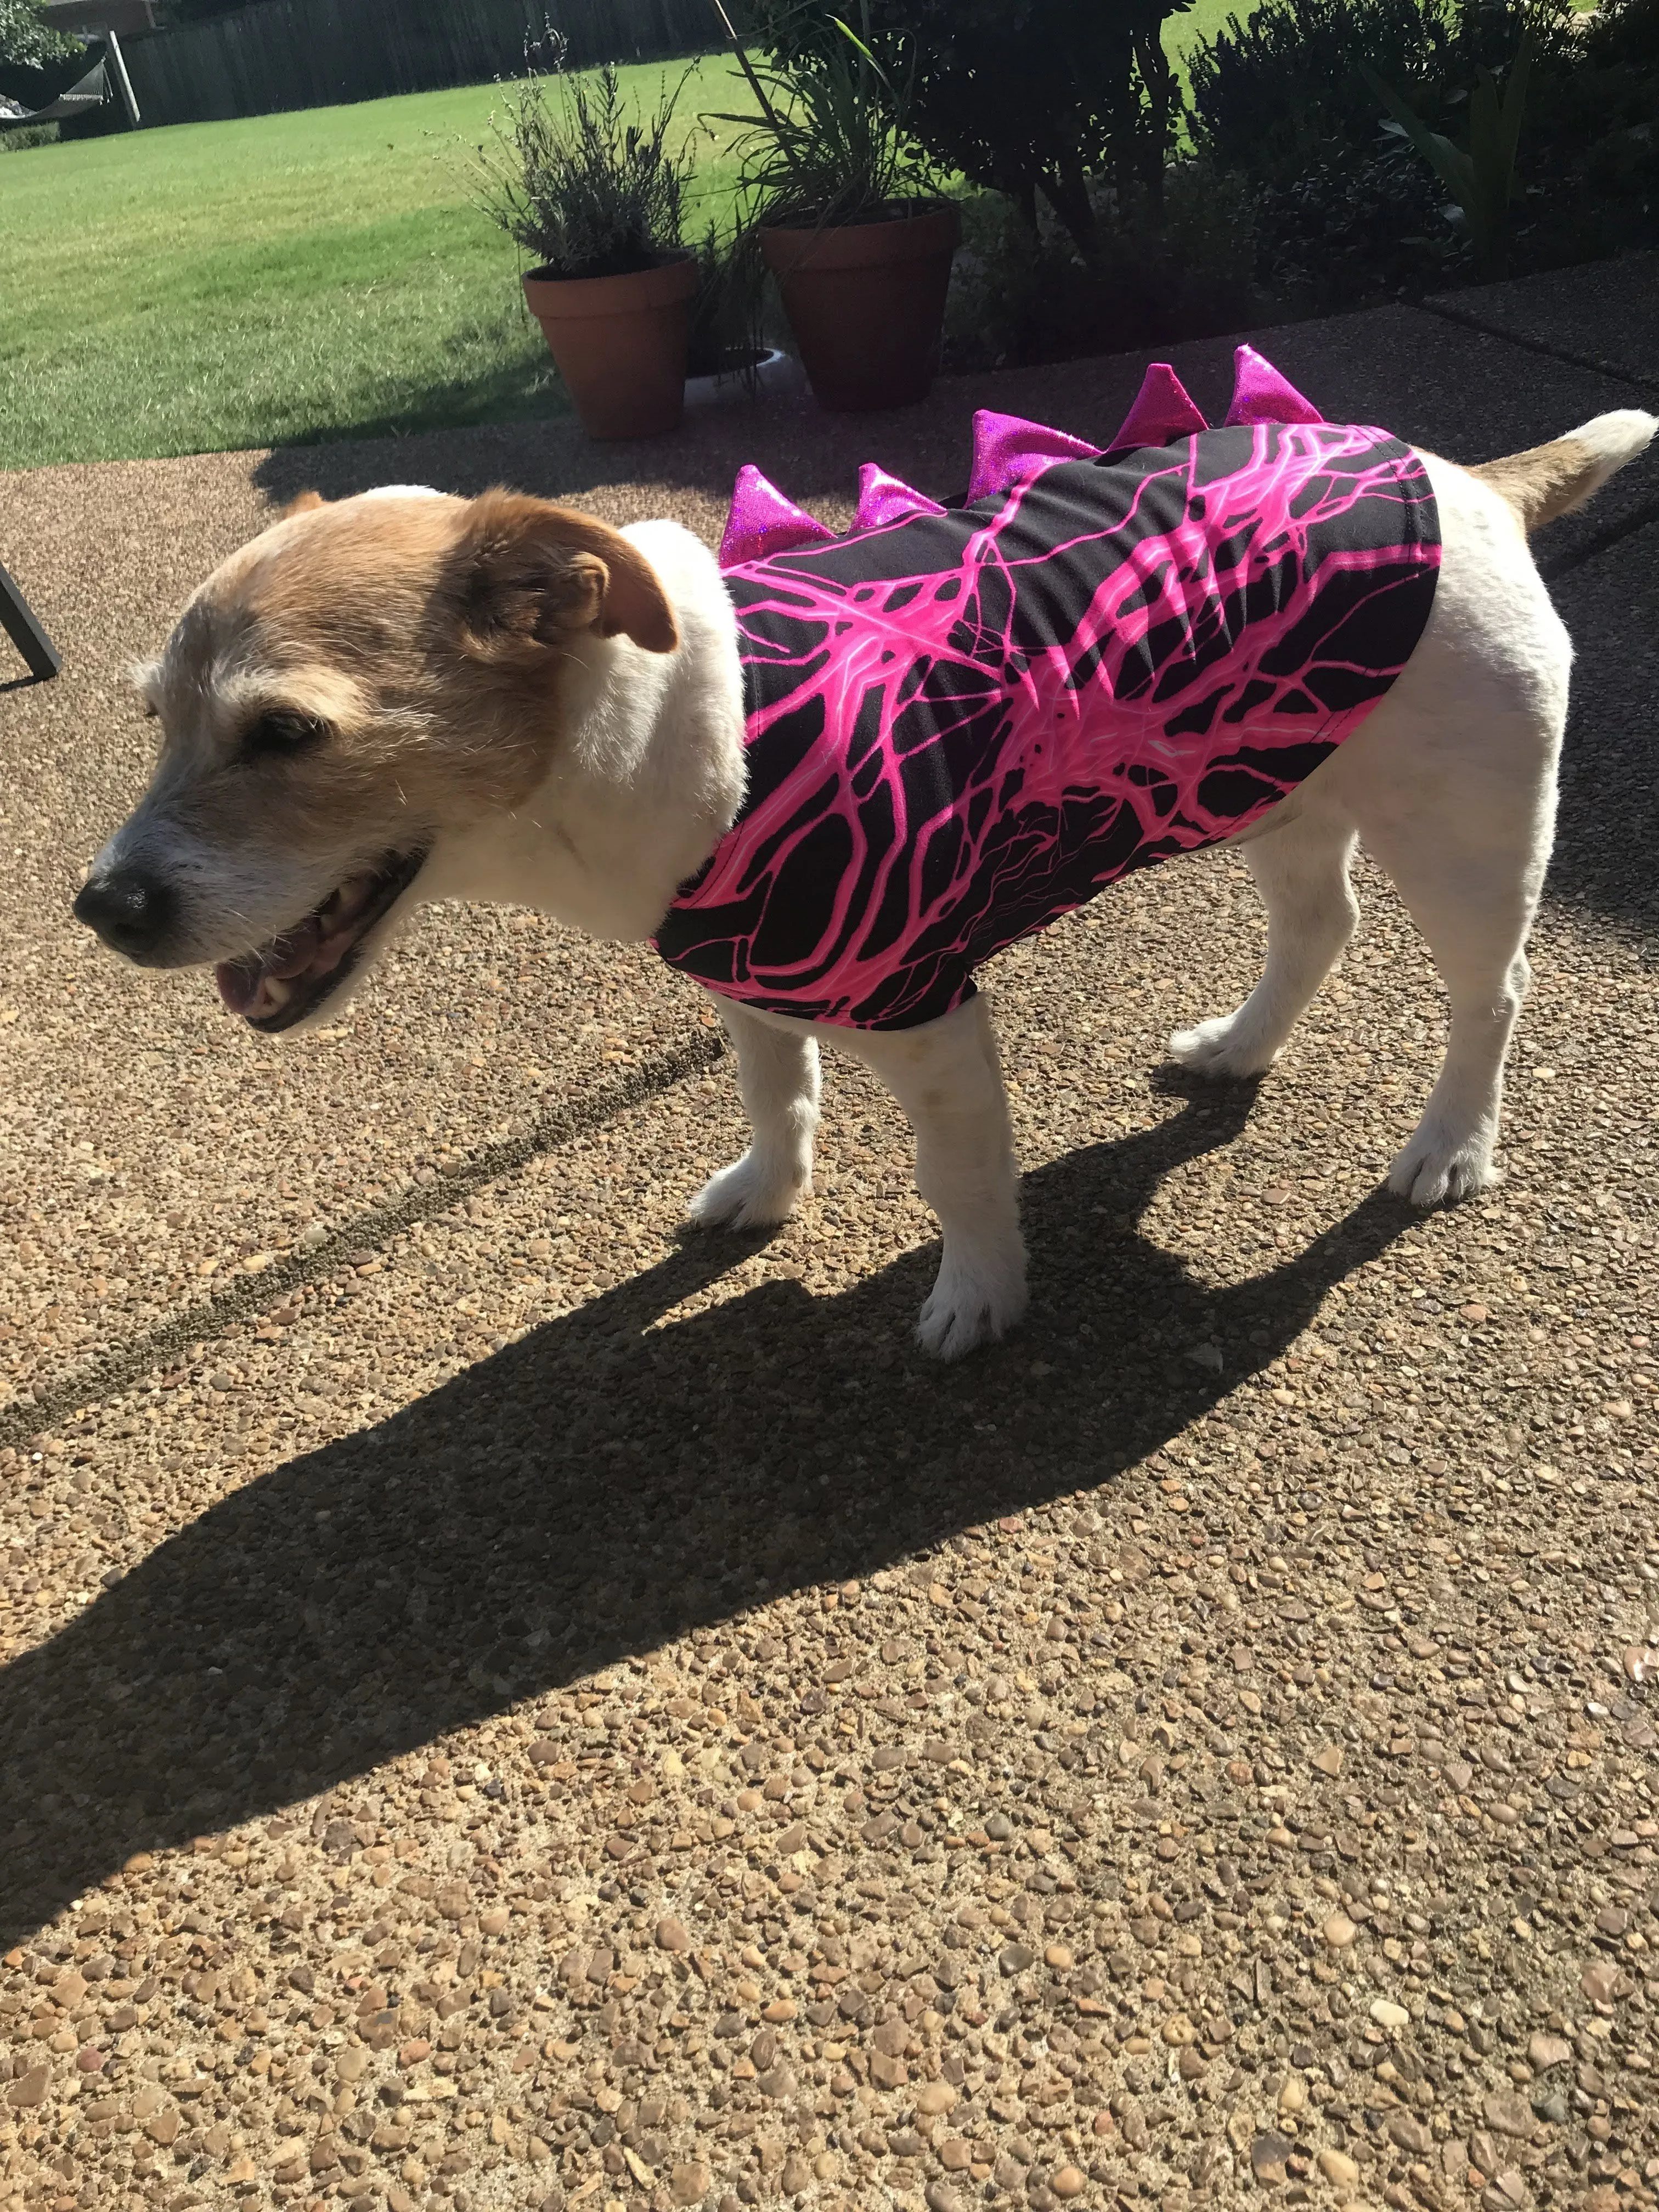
[215, 957, 261, 1015]
[212, 871, 387, 1023]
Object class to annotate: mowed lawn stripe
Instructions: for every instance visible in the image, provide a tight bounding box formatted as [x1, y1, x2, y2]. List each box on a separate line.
[0, 61, 751, 469]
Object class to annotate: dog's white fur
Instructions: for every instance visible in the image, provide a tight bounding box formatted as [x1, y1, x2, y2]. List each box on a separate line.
[83, 411, 1656, 1357]
[425, 425, 1644, 1353]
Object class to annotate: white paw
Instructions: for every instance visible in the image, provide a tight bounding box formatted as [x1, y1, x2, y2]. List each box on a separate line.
[1387, 1125, 1498, 1207]
[1167, 1012, 1279, 1081]
[915, 1248, 1028, 1362]
[687, 1149, 808, 1231]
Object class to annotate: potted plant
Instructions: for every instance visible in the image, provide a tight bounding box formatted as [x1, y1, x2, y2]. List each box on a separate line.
[684, 224, 798, 405]
[478, 52, 698, 439]
[712, 0, 961, 411]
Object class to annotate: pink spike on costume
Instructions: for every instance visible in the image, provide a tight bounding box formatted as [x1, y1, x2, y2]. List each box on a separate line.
[854, 462, 946, 534]
[1225, 344, 1325, 429]
[966, 410, 1102, 504]
[1106, 362, 1209, 452]
[718, 464, 836, 570]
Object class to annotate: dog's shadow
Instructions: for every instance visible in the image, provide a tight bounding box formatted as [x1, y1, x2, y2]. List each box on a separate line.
[0, 1082, 1414, 1948]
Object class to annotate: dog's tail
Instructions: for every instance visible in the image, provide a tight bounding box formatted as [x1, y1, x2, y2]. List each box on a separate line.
[1469, 409, 1657, 534]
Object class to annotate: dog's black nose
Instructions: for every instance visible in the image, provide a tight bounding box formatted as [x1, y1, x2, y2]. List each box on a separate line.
[74, 866, 176, 960]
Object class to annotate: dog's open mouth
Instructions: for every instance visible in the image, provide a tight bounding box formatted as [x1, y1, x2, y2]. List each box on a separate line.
[214, 848, 426, 1032]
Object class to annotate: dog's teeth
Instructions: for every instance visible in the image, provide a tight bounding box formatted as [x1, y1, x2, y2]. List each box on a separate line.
[259, 976, 295, 1011]
[266, 917, 324, 979]
[332, 873, 377, 924]
[309, 928, 356, 981]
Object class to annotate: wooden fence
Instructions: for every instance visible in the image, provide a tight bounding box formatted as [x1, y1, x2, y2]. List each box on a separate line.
[121, 0, 721, 128]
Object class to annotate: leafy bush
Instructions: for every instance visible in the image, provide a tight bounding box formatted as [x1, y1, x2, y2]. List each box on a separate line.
[0, 0, 83, 111]
[737, 0, 1194, 252]
[1187, 0, 1561, 191]
[1188, 0, 1659, 299]
[1251, 140, 1463, 303]
[713, 0, 938, 225]
[944, 160, 1264, 371]
[475, 53, 690, 279]
[1523, 0, 1659, 250]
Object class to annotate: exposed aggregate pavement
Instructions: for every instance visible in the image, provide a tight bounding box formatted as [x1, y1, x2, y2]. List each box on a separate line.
[1, 290, 1656, 2212]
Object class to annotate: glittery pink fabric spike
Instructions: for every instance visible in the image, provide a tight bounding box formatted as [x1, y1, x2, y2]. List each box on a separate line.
[719, 465, 836, 569]
[1225, 344, 1325, 429]
[854, 463, 946, 534]
[966, 410, 1102, 503]
[1107, 363, 1208, 452]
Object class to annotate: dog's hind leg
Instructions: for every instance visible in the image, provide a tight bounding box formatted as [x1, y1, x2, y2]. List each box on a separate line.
[687, 996, 821, 1229]
[1358, 777, 1554, 1206]
[1169, 801, 1360, 1079]
[1311, 456, 1568, 1205]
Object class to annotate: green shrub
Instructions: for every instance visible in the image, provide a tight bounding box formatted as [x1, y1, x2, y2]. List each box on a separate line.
[1186, 0, 1564, 191]
[1524, 0, 1659, 249]
[0, 0, 84, 111]
[1188, 0, 1658, 300]
[944, 160, 1264, 371]
[736, 0, 1194, 251]
[1252, 141, 1464, 304]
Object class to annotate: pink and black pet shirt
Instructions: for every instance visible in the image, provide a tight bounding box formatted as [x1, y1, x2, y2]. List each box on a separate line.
[653, 347, 1441, 1031]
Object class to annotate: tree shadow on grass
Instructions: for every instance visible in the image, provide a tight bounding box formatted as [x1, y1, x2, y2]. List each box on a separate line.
[252, 332, 569, 460]
[0, 1076, 1418, 1951]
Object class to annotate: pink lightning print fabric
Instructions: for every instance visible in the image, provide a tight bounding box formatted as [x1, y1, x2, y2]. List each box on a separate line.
[654, 348, 1441, 1031]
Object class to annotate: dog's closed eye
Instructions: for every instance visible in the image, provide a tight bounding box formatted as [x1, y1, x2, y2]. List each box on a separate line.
[245, 709, 330, 757]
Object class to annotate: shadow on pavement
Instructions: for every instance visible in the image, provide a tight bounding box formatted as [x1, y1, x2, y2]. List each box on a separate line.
[0, 1080, 1417, 1950]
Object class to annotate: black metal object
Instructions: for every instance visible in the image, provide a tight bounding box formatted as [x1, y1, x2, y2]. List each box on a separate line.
[0, 54, 110, 129]
[0, 562, 61, 681]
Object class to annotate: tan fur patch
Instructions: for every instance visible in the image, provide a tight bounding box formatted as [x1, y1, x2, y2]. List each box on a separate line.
[134, 489, 680, 956]
[454, 492, 679, 655]
[1468, 436, 1602, 534]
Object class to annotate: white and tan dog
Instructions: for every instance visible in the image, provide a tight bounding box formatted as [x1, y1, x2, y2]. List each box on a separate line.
[75, 410, 1654, 1357]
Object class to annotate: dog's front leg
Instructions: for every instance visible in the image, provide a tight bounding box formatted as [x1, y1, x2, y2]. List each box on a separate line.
[843, 994, 1026, 1361]
[688, 996, 821, 1229]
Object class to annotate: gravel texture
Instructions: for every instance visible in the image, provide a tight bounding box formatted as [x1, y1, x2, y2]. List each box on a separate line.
[1, 296, 1656, 2212]
[1426, 256, 1659, 398]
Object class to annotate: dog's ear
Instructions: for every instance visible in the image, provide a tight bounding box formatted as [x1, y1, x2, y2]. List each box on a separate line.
[453, 490, 679, 658]
[276, 490, 326, 520]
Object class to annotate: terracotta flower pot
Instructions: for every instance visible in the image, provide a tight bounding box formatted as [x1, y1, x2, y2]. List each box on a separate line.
[760, 201, 961, 413]
[522, 254, 698, 440]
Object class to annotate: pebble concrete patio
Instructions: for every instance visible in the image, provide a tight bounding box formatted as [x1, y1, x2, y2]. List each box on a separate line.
[0, 262, 1656, 2212]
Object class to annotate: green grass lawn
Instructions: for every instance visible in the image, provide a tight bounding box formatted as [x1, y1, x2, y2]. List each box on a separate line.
[0, 9, 1244, 472]
[0, 57, 757, 471]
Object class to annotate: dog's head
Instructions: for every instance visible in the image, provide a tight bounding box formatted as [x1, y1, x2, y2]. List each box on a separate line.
[72, 487, 678, 1033]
